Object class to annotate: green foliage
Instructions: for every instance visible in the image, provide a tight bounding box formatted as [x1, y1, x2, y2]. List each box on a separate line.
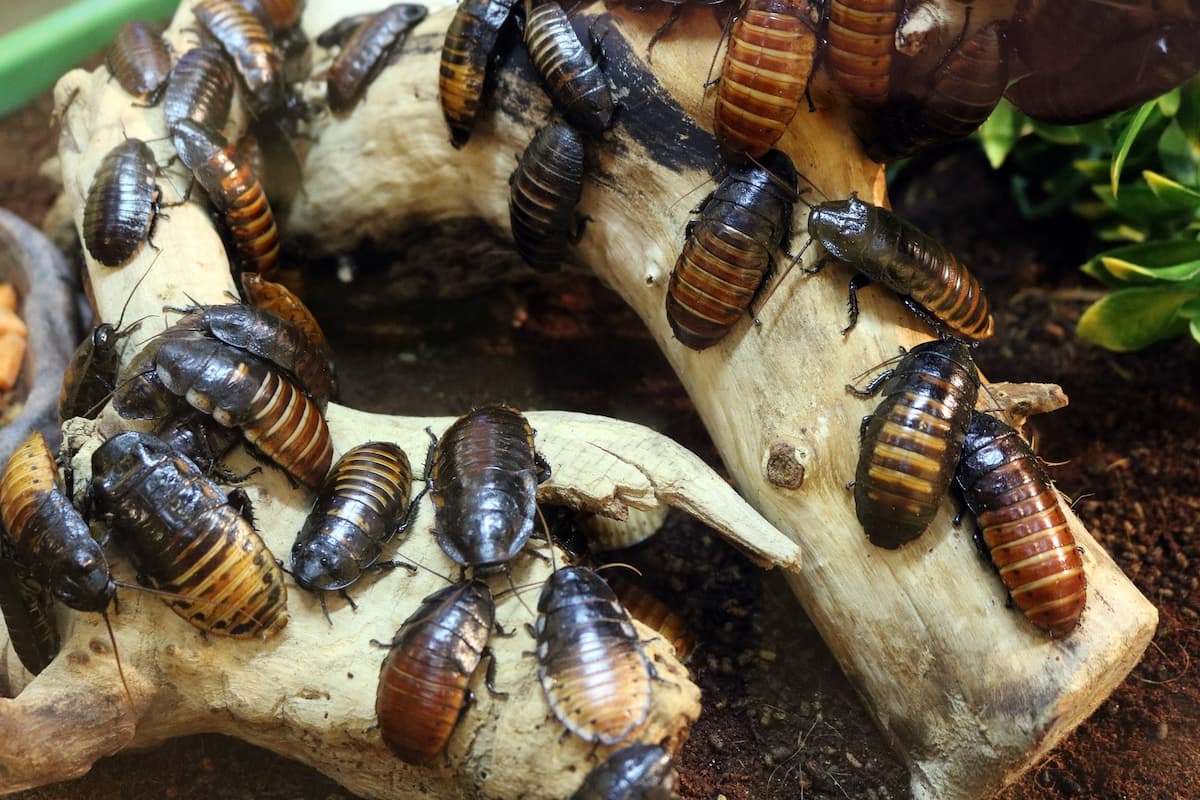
[978, 79, 1200, 352]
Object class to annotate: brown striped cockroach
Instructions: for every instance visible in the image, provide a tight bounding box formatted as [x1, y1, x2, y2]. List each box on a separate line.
[826, 0, 898, 105]
[523, 0, 614, 136]
[106, 20, 171, 104]
[194, 0, 286, 114]
[606, 574, 694, 661]
[508, 123, 586, 271]
[438, 0, 520, 146]
[236, 0, 305, 31]
[326, 3, 428, 112]
[82, 139, 164, 267]
[240, 272, 331, 354]
[164, 47, 237, 134]
[316, 14, 373, 47]
[571, 744, 677, 800]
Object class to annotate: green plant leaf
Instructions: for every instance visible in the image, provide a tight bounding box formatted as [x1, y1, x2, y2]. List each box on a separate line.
[1081, 240, 1200, 286]
[977, 99, 1026, 168]
[1112, 101, 1159, 196]
[1092, 182, 1186, 223]
[1077, 287, 1196, 350]
[1158, 121, 1200, 185]
[1072, 159, 1110, 181]
[1143, 170, 1200, 209]
[1176, 79, 1200, 150]
[1158, 88, 1181, 117]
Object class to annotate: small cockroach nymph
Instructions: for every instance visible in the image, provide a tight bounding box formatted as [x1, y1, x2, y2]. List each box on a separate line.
[326, 3, 428, 112]
[106, 20, 171, 104]
[508, 123, 586, 272]
[82, 139, 166, 268]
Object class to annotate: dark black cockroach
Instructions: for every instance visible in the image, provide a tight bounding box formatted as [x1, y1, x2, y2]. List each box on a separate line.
[291, 442, 418, 597]
[194, 0, 285, 114]
[713, 0, 818, 160]
[807, 193, 995, 341]
[849, 339, 979, 549]
[508, 123, 585, 271]
[106, 20, 171, 104]
[58, 323, 138, 422]
[606, 574, 694, 661]
[81, 139, 162, 267]
[316, 14, 373, 47]
[429, 404, 550, 571]
[524, 0, 614, 136]
[534, 566, 653, 744]
[171, 119, 281, 277]
[0, 537, 61, 675]
[112, 325, 205, 422]
[240, 272, 331, 355]
[665, 149, 797, 350]
[91, 431, 288, 637]
[164, 47, 237, 133]
[955, 412, 1087, 638]
[438, 0, 520, 146]
[154, 409, 242, 474]
[571, 744, 676, 800]
[826, 0, 898, 105]
[376, 579, 495, 763]
[326, 3, 428, 112]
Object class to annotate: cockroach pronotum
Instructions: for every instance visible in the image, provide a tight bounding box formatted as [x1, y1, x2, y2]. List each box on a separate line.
[806, 193, 994, 341]
[376, 579, 495, 763]
[106, 20, 171, 104]
[240, 272, 331, 353]
[430, 404, 550, 571]
[713, 0, 818, 160]
[665, 149, 798, 350]
[508, 123, 586, 271]
[606, 574, 694, 661]
[171, 119, 281, 277]
[194, 0, 285, 114]
[91, 431, 288, 638]
[849, 339, 980, 549]
[955, 412, 1087, 638]
[164, 47, 237, 134]
[826, 0, 899, 105]
[534, 566, 653, 744]
[0, 538, 61, 675]
[524, 0, 614, 136]
[438, 0, 520, 147]
[326, 3, 429, 112]
[571, 744, 676, 800]
[81, 139, 162, 267]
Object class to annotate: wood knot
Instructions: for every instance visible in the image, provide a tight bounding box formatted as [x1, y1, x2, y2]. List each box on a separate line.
[765, 442, 805, 489]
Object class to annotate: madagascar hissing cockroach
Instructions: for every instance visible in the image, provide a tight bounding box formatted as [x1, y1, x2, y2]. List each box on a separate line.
[106, 20, 171, 104]
[849, 339, 979, 549]
[606, 574, 694, 661]
[806, 193, 994, 341]
[571, 744, 676, 800]
[0, 536, 61, 675]
[955, 412, 1086, 638]
[81, 139, 163, 267]
[534, 565, 653, 744]
[291, 441, 418, 598]
[240, 272, 331, 353]
[326, 3, 428, 112]
[91, 431, 288, 638]
[713, 0, 818, 160]
[665, 149, 798, 350]
[376, 579, 495, 763]
[154, 409, 242, 475]
[171, 119, 281, 277]
[430, 404, 550, 572]
[826, 0, 898, 105]
[236, 0, 305, 31]
[438, 0, 520, 147]
[58, 323, 138, 422]
[194, 0, 285, 114]
[508, 123, 586, 271]
[316, 14, 373, 47]
[524, 0, 614, 136]
[164, 47, 237, 134]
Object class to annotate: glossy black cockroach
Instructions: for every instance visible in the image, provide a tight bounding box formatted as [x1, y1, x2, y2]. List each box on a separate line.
[508, 123, 586, 271]
[571, 744, 676, 800]
[58, 324, 138, 423]
[534, 565, 653, 744]
[524, 0, 614, 136]
[164, 47, 237, 134]
[849, 339, 979, 549]
[194, 0, 285, 114]
[171, 119, 281, 277]
[826, 0, 898, 105]
[91, 430, 288, 637]
[154, 409, 242, 475]
[430, 404, 550, 571]
[82, 139, 163, 267]
[438, 0, 520, 147]
[955, 412, 1086, 638]
[665, 149, 798, 350]
[0, 536, 61, 675]
[713, 0, 818, 160]
[291, 441, 419, 600]
[376, 579, 496, 763]
[806, 193, 995, 341]
[326, 3, 428, 112]
[106, 20, 171, 104]
[240, 272, 331, 356]
[316, 14, 373, 47]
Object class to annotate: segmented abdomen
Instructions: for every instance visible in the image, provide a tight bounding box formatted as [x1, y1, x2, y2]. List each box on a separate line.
[509, 123, 585, 271]
[827, 0, 898, 104]
[164, 47, 237, 133]
[327, 4, 427, 111]
[0, 554, 60, 675]
[607, 575, 693, 660]
[82, 139, 158, 267]
[901, 225, 994, 341]
[439, 0, 518, 146]
[194, 0, 283, 112]
[524, 2, 613, 135]
[240, 273, 331, 352]
[107, 20, 171, 100]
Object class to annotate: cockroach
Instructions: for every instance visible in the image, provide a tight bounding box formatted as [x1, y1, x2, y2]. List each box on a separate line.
[194, 0, 285, 114]
[376, 579, 495, 763]
[582, 504, 668, 552]
[806, 193, 994, 341]
[534, 565, 653, 744]
[112, 325, 207, 422]
[606, 574, 693, 660]
[155, 410, 242, 474]
[291, 441, 418, 597]
[316, 14, 373, 47]
[106, 20, 171, 104]
[438, 0, 520, 147]
[0, 538, 61, 675]
[524, 0, 614, 136]
[849, 339, 979, 549]
[240, 272, 331, 353]
[81, 139, 162, 267]
[91, 430, 288, 638]
[429, 404, 550, 571]
[955, 412, 1086, 638]
[326, 3, 428, 112]
[171, 119, 281, 277]
[713, 0, 818, 160]
[665, 149, 798, 350]
[571, 744, 676, 800]
[164, 47, 237, 134]
[826, 0, 899, 105]
[58, 324, 138, 422]
[236, 0, 310, 85]
[508, 123, 586, 271]
[236, 0, 305, 31]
